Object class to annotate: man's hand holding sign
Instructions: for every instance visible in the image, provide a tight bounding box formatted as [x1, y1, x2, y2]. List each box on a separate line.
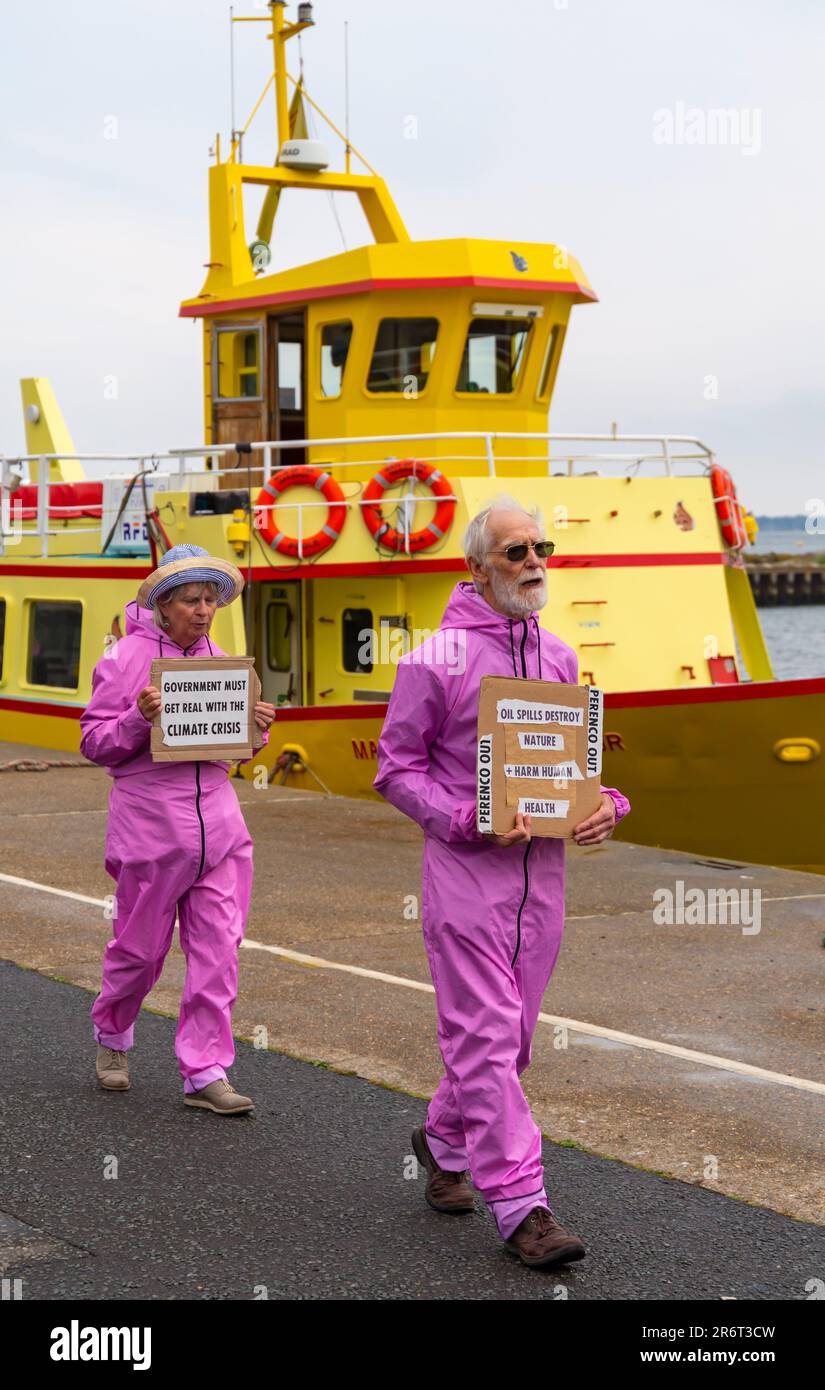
[487, 793, 617, 848]
[477, 678, 612, 843]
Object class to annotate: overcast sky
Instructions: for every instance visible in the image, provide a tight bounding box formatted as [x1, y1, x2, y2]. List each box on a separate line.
[1, 0, 822, 513]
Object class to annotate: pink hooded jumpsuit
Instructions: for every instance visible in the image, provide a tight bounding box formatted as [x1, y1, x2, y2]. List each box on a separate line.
[80, 600, 268, 1094]
[374, 581, 630, 1239]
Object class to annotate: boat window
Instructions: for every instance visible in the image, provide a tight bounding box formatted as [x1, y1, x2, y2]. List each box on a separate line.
[342, 608, 373, 674]
[277, 313, 304, 414]
[367, 318, 438, 394]
[0, 599, 5, 680]
[266, 601, 291, 673]
[214, 325, 263, 400]
[320, 321, 353, 398]
[456, 317, 533, 394]
[27, 600, 82, 689]
[537, 324, 564, 399]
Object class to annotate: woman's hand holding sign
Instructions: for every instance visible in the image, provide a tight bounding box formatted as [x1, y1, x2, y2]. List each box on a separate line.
[254, 701, 276, 731]
[139, 689, 275, 732]
[137, 686, 162, 722]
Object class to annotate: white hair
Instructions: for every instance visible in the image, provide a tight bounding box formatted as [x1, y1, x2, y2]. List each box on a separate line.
[462, 495, 544, 587]
[152, 579, 221, 629]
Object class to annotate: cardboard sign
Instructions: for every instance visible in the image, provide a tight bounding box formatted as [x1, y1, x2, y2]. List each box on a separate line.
[149, 657, 264, 763]
[477, 675, 603, 838]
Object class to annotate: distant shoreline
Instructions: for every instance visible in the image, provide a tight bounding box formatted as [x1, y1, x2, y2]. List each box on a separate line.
[747, 552, 825, 565]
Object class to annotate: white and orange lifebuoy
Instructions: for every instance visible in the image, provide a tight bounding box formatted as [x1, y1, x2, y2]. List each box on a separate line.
[254, 465, 347, 560]
[360, 459, 456, 553]
[710, 464, 748, 550]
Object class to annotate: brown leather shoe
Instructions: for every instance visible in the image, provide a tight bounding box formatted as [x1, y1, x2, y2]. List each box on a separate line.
[412, 1126, 475, 1213]
[96, 1046, 130, 1091]
[506, 1206, 586, 1268]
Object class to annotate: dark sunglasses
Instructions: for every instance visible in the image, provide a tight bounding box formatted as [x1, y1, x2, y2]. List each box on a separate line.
[489, 540, 555, 563]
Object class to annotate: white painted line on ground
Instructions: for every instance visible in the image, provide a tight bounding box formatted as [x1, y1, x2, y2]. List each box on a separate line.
[239, 941, 825, 1097]
[761, 893, 825, 903]
[241, 938, 436, 993]
[0, 871, 106, 907]
[534, 1012, 825, 1094]
[2, 869, 824, 1097]
[567, 891, 825, 920]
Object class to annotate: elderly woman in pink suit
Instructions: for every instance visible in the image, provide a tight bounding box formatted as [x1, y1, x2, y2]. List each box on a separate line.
[80, 544, 275, 1114]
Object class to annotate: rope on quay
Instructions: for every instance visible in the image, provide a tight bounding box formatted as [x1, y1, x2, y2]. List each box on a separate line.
[0, 759, 96, 773]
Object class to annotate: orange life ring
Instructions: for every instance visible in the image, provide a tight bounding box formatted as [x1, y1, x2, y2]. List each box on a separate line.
[360, 459, 456, 553]
[254, 465, 347, 559]
[710, 464, 748, 550]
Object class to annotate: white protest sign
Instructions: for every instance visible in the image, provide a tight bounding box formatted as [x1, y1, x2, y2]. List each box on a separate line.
[159, 667, 251, 746]
[150, 656, 262, 762]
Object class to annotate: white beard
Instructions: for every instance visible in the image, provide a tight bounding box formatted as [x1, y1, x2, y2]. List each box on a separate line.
[489, 565, 548, 617]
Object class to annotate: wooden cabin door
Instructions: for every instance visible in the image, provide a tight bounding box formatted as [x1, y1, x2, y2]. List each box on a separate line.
[211, 321, 267, 490]
[210, 312, 307, 487]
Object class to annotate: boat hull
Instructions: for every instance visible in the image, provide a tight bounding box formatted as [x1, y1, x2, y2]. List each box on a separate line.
[4, 677, 820, 873]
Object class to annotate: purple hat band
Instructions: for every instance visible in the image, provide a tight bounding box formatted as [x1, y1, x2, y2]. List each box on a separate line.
[144, 566, 237, 609]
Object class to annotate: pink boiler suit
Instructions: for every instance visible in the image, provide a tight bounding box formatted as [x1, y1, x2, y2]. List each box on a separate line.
[80, 600, 268, 1094]
[374, 581, 631, 1238]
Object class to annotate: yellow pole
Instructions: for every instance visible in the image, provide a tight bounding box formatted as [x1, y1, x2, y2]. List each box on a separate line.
[270, 2, 290, 152]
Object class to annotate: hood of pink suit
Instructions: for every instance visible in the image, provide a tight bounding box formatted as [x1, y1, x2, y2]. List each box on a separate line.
[438, 580, 542, 635]
[123, 599, 214, 655]
[434, 580, 556, 683]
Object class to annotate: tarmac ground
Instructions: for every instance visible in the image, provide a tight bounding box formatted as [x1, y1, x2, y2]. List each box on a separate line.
[1, 738, 823, 1300]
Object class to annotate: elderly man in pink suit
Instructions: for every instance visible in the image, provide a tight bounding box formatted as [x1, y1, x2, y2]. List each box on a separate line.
[374, 498, 631, 1268]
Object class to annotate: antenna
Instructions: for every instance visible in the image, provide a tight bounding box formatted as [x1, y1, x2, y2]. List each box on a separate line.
[344, 20, 351, 174]
[229, 6, 236, 154]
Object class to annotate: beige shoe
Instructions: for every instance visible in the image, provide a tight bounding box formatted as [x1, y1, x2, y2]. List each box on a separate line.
[96, 1045, 130, 1091]
[183, 1078, 254, 1115]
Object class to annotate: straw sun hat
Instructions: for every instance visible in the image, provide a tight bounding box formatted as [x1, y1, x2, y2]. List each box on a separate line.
[136, 544, 244, 610]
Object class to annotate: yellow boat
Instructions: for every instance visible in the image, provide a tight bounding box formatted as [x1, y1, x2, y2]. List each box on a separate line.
[1, 3, 821, 872]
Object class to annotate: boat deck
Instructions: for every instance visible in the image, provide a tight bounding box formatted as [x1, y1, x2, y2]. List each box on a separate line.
[1, 738, 823, 1297]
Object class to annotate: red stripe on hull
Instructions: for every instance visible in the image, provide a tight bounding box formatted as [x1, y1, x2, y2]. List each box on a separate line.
[0, 564, 152, 579]
[0, 554, 722, 581]
[2, 676, 822, 726]
[606, 677, 825, 708]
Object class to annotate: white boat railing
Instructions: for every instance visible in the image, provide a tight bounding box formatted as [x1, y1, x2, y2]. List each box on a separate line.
[0, 431, 716, 558]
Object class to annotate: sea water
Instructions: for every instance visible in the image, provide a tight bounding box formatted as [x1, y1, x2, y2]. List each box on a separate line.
[756, 606, 825, 680]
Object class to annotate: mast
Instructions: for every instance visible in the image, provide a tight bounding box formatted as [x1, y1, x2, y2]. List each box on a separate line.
[268, 1, 315, 154]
